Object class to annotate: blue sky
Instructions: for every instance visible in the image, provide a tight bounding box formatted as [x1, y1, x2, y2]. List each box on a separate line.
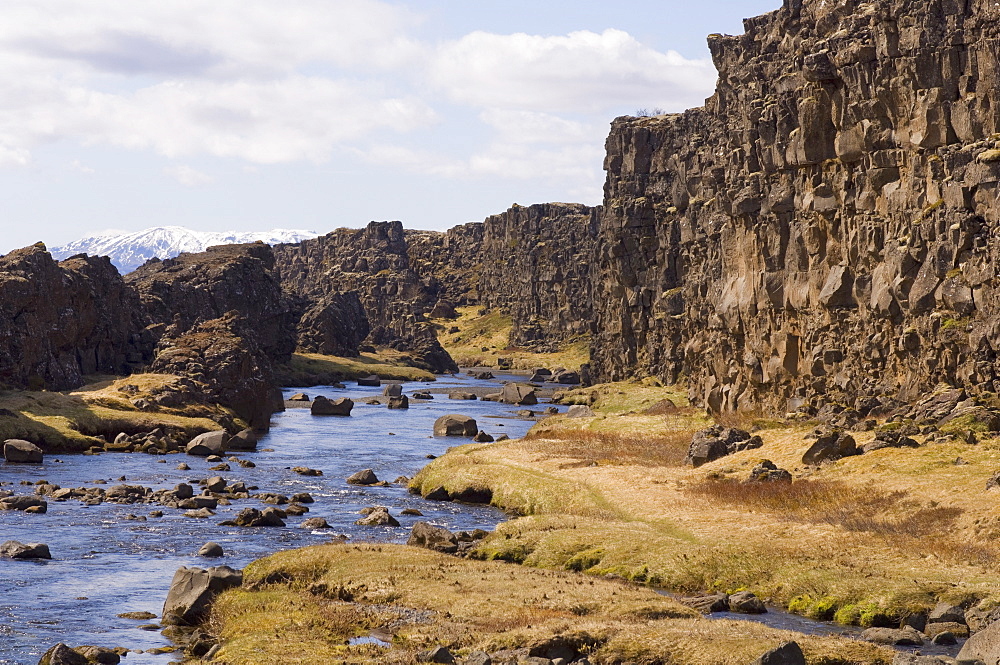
[0, 0, 778, 253]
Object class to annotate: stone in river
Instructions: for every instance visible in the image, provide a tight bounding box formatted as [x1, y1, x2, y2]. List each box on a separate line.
[185, 431, 229, 457]
[433, 414, 478, 436]
[346, 469, 379, 485]
[1, 540, 51, 559]
[161, 565, 243, 625]
[311, 396, 354, 416]
[198, 542, 224, 558]
[3, 439, 43, 463]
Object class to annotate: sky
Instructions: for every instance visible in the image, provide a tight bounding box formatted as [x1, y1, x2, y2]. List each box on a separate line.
[0, 0, 779, 253]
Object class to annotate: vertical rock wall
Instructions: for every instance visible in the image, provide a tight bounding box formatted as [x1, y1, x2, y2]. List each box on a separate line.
[593, 0, 1000, 412]
[477, 203, 598, 347]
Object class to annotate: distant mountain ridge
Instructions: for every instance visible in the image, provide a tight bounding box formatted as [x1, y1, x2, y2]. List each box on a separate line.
[51, 226, 320, 274]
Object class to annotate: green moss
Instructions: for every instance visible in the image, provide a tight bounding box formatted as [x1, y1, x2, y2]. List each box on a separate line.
[834, 604, 859, 625]
[939, 412, 993, 435]
[941, 317, 970, 331]
[807, 596, 838, 621]
[978, 148, 1000, 163]
[565, 548, 605, 572]
[788, 594, 812, 615]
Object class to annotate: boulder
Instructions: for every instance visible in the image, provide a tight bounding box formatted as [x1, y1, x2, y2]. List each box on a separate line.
[433, 414, 478, 437]
[293, 466, 323, 476]
[959, 617, 1000, 663]
[161, 565, 243, 625]
[186, 431, 229, 457]
[411, 392, 433, 400]
[678, 592, 730, 614]
[685, 426, 763, 467]
[37, 644, 89, 665]
[204, 476, 227, 493]
[72, 646, 120, 664]
[301, 517, 330, 529]
[198, 542, 224, 558]
[925, 621, 969, 639]
[747, 460, 792, 483]
[752, 641, 805, 665]
[3, 439, 43, 463]
[862, 430, 921, 454]
[357, 375, 380, 387]
[470, 371, 494, 380]
[552, 370, 580, 384]
[346, 469, 379, 485]
[801, 431, 858, 464]
[229, 507, 285, 528]
[416, 646, 455, 664]
[473, 431, 494, 442]
[388, 395, 409, 409]
[728, 591, 766, 614]
[0, 495, 47, 512]
[228, 428, 258, 451]
[355, 507, 400, 527]
[566, 405, 595, 418]
[382, 384, 403, 397]
[423, 486, 451, 501]
[500, 384, 537, 405]
[311, 396, 354, 416]
[288, 393, 310, 401]
[1, 540, 51, 559]
[861, 627, 923, 646]
[928, 601, 966, 625]
[407, 521, 459, 554]
[448, 392, 478, 400]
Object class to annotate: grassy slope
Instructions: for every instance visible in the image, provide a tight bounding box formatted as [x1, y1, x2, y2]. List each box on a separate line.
[411, 381, 1000, 624]
[434, 306, 589, 371]
[209, 543, 889, 665]
[0, 374, 228, 452]
[274, 352, 436, 386]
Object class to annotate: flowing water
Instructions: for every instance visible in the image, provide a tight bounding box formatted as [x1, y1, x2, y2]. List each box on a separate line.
[0, 372, 965, 662]
[0, 373, 541, 664]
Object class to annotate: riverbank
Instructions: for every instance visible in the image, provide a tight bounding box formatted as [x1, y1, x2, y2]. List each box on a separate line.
[207, 542, 890, 664]
[410, 381, 1000, 630]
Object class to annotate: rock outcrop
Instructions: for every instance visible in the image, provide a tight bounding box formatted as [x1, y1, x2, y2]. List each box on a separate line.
[591, 0, 1000, 412]
[127, 242, 296, 363]
[274, 222, 457, 373]
[0, 244, 148, 390]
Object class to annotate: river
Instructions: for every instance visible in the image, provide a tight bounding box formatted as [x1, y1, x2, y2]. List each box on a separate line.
[0, 372, 540, 665]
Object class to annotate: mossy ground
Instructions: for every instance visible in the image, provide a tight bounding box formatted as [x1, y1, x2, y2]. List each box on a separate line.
[0, 374, 227, 452]
[434, 306, 589, 371]
[274, 351, 436, 386]
[410, 380, 1000, 626]
[209, 543, 890, 665]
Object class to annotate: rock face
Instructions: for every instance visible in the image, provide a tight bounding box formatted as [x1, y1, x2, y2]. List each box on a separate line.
[127, 242, 296, 363]
[151, 313, 278, 428]
[591, 0, 1000, 412]
[273, 222, 458, 373]
[475, 203, 598, 348]
[0, 244, 148, 390]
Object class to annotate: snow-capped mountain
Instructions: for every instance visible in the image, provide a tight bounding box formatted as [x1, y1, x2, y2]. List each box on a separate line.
[51, 226, 320, 274]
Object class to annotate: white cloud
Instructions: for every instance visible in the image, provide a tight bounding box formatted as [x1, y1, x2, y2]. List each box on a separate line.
[428, 29, 717, 113]
[164, 164, 214, 187]
[0, 2, 717, 189]
[70, 159, 94, 174]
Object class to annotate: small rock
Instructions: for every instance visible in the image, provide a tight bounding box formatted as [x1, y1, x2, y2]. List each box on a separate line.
[407, 521, 458, 554]
[355, 507, 400, 527]
[861, 627, 923, 646]
[417, 646, 455, 664]
[388, 395, 409, 409]
[752, 641, 805, 665]
[433, 414, 478, 436]
[293, 466, 323, 476]
[311, 396, 354, 416]
[300, 517, 330, 529]
[185, 431, 229, 457]
[198, 542, 224, 558]
[473, 430, 494, 442]
[290, 493, 314, 503]
[0, 540, 51, 559]
[728, 591, 766, 614]
[401, 508, 423, 516]
[382, 384, 403, 397]
[289, 392, 310, 401]
[346, 469, 378, 485]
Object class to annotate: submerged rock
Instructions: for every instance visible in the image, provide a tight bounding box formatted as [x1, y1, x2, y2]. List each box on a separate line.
[1, 540, 51, 559]
[346, 469, 379, 485]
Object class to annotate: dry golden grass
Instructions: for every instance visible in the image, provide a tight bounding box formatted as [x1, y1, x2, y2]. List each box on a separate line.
[523, 428, 693, 467]
[209, 543, 891, 665]
[275, 352, 436, 386]
[435, 305, 590, 371]
[0, 374, 224, 451]
[411, 381, 1000, 626]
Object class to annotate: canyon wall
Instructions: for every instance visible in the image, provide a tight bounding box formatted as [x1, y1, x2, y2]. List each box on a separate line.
[592, 0, 1000, 412]
[477, 203, 598, 348]
[0, 244, 149, 390]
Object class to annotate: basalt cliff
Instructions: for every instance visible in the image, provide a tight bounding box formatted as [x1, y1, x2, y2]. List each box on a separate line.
[591, 0, 1000, 413]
